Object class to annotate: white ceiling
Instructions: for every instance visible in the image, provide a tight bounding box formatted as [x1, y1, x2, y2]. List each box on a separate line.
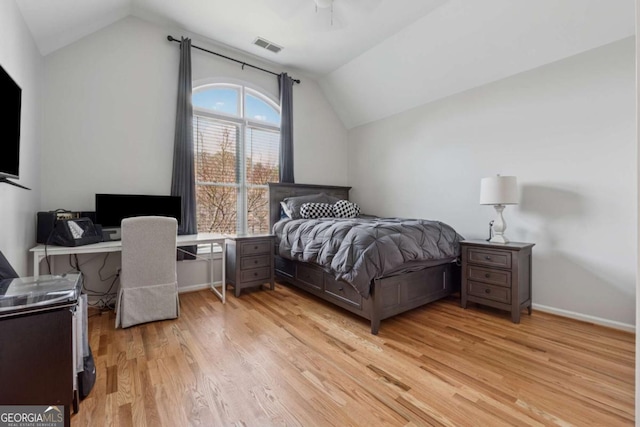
[16, 0, 449, 76]
[320, 0, 636, 128]
[15, 0, 636, 129]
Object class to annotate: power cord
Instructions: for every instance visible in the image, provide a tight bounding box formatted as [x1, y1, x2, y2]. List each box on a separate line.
[66, 253, 120, 312]
[40, 221, 120, 312]
[97, 253, 118, 281]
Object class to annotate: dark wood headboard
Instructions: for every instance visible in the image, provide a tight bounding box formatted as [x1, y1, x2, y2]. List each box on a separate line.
[268, 183, 351, 229]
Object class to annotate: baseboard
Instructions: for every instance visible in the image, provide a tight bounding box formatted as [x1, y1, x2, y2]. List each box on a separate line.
[532, 303, 635, 333]
[178, 281, 220, 294]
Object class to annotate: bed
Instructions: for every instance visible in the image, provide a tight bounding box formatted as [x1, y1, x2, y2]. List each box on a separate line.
[268, 182, 463, 334]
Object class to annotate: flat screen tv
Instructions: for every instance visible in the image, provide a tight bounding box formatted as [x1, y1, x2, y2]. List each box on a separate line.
[0, 64, 21, 181]
[95, 194, 182, 228]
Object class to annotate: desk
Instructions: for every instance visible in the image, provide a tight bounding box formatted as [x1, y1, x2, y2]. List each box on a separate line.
[29, 233, 228, 303]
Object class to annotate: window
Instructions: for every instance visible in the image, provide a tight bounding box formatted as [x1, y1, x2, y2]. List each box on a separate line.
[193, 83, 280, 235]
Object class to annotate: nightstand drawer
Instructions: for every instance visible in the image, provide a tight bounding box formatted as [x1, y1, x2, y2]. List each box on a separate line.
[468, 248, 512, 269]
[467, 266, 511, 287]
[467, 281, 511, 304]
[240, 267, 271, 282]
[240, 241, 271, 256]
[240, 254, 271, 270]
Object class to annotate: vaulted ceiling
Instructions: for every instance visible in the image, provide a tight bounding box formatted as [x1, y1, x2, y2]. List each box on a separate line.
[15, 0, 635, 128]
[15, 0, 447, 74]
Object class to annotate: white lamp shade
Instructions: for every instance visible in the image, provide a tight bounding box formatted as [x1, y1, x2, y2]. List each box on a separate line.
[480, 176, 518, 205]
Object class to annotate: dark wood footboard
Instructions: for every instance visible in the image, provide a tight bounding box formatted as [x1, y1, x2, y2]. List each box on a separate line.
[275, 255, 460, 334]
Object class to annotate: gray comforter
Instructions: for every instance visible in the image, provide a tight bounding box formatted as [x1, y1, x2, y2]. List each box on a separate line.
[273, 217, 463, 297]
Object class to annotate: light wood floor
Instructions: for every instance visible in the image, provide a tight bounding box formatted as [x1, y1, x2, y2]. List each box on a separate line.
[73, 283, 635, 426]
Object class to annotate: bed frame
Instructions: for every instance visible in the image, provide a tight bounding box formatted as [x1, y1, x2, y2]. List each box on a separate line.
[268, 182, 460, 334]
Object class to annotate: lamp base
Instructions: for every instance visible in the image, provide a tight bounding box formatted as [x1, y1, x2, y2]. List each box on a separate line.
[489, 235, 509, 244]
[490, 204, 509, 244]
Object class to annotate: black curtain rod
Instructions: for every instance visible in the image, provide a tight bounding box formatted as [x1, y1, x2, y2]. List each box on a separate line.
[167, 35, 301, 84]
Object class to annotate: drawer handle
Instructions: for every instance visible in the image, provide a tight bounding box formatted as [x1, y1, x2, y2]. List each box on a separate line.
[254, 272, 258, 277]
[254, 246, 259, 250]
[485, 273, 491, 279]
[485, 289, 491, 294]
[254, 260, 258, 264]
[485, 256, 492, 261]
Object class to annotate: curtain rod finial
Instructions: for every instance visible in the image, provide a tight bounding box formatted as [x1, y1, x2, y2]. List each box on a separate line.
[167, 35, 175, 42]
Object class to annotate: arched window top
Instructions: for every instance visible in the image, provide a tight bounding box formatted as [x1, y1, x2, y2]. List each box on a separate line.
[245, 89, 280, 125]
[192, 83, 280, 126]
[192, 86, 239, 116]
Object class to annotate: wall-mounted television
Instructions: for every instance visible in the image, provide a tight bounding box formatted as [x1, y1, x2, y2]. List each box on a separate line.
[0, 64, 21, 181]
[0, 64, 28, 190]
[95, 194, 182, 228]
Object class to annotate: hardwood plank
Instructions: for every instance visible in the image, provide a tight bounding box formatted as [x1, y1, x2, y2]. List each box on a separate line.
[136, 358, 160, 427]
[105, 365, 118, 395]
[117, 403, 133, 427]
[72, 284, 634, 426]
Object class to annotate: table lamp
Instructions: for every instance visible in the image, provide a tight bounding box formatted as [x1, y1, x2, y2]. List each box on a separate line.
[480, 175, 518, 243]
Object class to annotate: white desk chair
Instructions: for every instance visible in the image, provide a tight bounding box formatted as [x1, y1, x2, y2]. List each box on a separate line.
[115, 216, 179, 328]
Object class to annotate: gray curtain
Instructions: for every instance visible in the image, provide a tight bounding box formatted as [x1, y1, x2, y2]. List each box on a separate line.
[171, 37, 197, 258]
[278, 73, 295, 183]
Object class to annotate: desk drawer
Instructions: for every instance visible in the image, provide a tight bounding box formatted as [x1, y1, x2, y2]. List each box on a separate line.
[467, 281, 511, 304]
[240, 254, 270, 270]
[240, 267, 271, 283]
[468, 248, 511, 269]
[240, 241, 271, 256]
[467, 266, 511, 287]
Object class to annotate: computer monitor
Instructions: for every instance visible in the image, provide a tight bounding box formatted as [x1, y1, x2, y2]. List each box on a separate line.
[95, 194, 182, 229]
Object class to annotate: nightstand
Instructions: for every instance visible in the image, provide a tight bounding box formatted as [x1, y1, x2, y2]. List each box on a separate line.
[460, 240, 534, 323]
[225, 235, 275, 297]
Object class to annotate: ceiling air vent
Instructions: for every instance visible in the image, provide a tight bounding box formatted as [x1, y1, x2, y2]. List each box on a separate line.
[253, 37, 283, 54]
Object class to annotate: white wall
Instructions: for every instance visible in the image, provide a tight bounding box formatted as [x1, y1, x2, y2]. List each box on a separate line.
[42, 16, 347, 211]
[40, 16, 347, 291]
[0, 1, 43, 275]
[348, 38, 636, 328]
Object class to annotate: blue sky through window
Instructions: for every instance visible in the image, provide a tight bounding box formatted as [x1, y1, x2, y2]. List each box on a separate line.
[193, 88, 239, 116]
[245, 93, 280, 125]
[192, 86, 280, 126]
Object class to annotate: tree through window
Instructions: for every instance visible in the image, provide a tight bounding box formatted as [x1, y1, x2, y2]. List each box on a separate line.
[193, 83, 280, 235]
